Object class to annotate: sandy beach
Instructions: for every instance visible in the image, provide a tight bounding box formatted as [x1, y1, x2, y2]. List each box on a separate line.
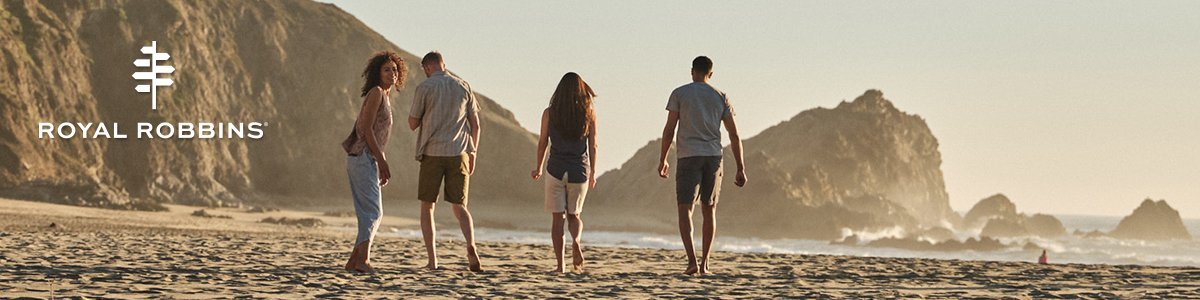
[1, 198, 1198, 299]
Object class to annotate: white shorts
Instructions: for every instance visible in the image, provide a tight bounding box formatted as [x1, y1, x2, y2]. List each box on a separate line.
[544, 172, 589, 214]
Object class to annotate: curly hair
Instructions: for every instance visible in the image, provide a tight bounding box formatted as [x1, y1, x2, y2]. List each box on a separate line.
[548, 72, 596, 140]
[360, 51, 408, 97]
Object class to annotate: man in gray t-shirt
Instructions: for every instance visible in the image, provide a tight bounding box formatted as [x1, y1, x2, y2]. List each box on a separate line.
[658, 56, 748, 276]
[666, 81, 732, 158]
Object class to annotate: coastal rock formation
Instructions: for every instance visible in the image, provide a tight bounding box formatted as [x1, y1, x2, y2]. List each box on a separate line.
[1109, 199, 1192, 241]
[745, 90, 959, 228]
[964, 194, 1021, 228]
[1025, 213, 1068, 238]
[964, 194, 1067, 238]
[588, 90, 957, 239]
[0, 1, 539, 212]
[980, 218, 1028, 238]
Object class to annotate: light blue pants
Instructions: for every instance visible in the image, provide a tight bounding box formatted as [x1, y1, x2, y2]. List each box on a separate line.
[347, 151, 382, 246]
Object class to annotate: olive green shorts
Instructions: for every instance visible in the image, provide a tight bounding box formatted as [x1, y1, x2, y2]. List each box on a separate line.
[418, 154, 470, 205]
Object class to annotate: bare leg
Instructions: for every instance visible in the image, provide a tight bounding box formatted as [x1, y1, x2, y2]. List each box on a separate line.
[677, 204, 698, 275]
[420, 201, 438, 270]
[550, 213, 566, 273]
[452, 203, 482, 272]
[700, 203, 717, 275]
[567, 213, 585, 272]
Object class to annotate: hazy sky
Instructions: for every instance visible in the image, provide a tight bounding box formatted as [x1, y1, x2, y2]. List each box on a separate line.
[326, 1, 1200, 218]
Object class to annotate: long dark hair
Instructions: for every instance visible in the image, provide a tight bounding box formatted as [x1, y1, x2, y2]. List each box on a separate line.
[360, 51, 408, 97]
[548, 72, 596, 140]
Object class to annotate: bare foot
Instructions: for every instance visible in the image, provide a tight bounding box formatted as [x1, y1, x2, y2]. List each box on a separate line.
[354, 262, 376, 274]
[699, 259, 710, 275]
[571, 255, 585, 273]
[549, 266, 565, 274]
[571, 246, 585, 273]
[683, 265, 699, 275]
[424, 262, 440, 271]
[467, 246, 483, 272]
[344, 259, 355, 272]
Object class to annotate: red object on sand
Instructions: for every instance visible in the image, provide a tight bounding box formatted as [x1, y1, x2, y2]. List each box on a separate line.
[1038, 250, 1049, 264]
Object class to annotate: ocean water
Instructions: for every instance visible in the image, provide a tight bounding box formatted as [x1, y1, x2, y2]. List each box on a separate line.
[358, 215, 1200, 267]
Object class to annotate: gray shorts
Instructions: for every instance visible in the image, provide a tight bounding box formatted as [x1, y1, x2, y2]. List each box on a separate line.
[676, 156, 723, 206]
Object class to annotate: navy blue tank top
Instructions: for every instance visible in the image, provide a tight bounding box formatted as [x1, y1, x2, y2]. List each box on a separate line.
[546, 124, 590, 183]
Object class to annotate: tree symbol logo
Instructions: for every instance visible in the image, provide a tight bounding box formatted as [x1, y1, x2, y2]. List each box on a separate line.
[132, 41, 175, 110]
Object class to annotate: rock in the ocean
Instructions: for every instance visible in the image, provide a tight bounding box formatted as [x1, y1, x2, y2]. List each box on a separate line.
[965, 194, 1066, 239]
[1025, 213, 1067, 238]
[980, 218, 1028, 238]
[964, 194, 1020, 228]
[1109, 199, 1191, 240]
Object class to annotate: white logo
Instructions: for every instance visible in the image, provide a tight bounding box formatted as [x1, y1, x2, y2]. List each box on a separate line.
[37, 41, 265, 140]
[132, 41, 175, 110]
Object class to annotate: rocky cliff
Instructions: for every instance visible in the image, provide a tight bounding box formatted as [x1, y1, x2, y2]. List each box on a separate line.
[0, 0, 539, 212]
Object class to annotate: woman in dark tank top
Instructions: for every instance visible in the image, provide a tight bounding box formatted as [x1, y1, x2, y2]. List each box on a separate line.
[546, 120, 590, 181]
[531, 72, 598, 273]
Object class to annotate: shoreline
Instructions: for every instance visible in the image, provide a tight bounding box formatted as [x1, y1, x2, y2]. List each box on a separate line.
[2, 198, 1199, 297]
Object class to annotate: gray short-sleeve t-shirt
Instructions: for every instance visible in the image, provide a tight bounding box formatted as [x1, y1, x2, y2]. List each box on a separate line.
[666, 82, 733, 158]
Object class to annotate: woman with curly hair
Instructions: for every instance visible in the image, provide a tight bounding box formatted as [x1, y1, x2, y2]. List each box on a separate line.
[341, 51, 407, 273]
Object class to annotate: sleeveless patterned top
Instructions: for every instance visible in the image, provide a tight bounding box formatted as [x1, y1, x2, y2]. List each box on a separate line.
[348, 94, 393, 155]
